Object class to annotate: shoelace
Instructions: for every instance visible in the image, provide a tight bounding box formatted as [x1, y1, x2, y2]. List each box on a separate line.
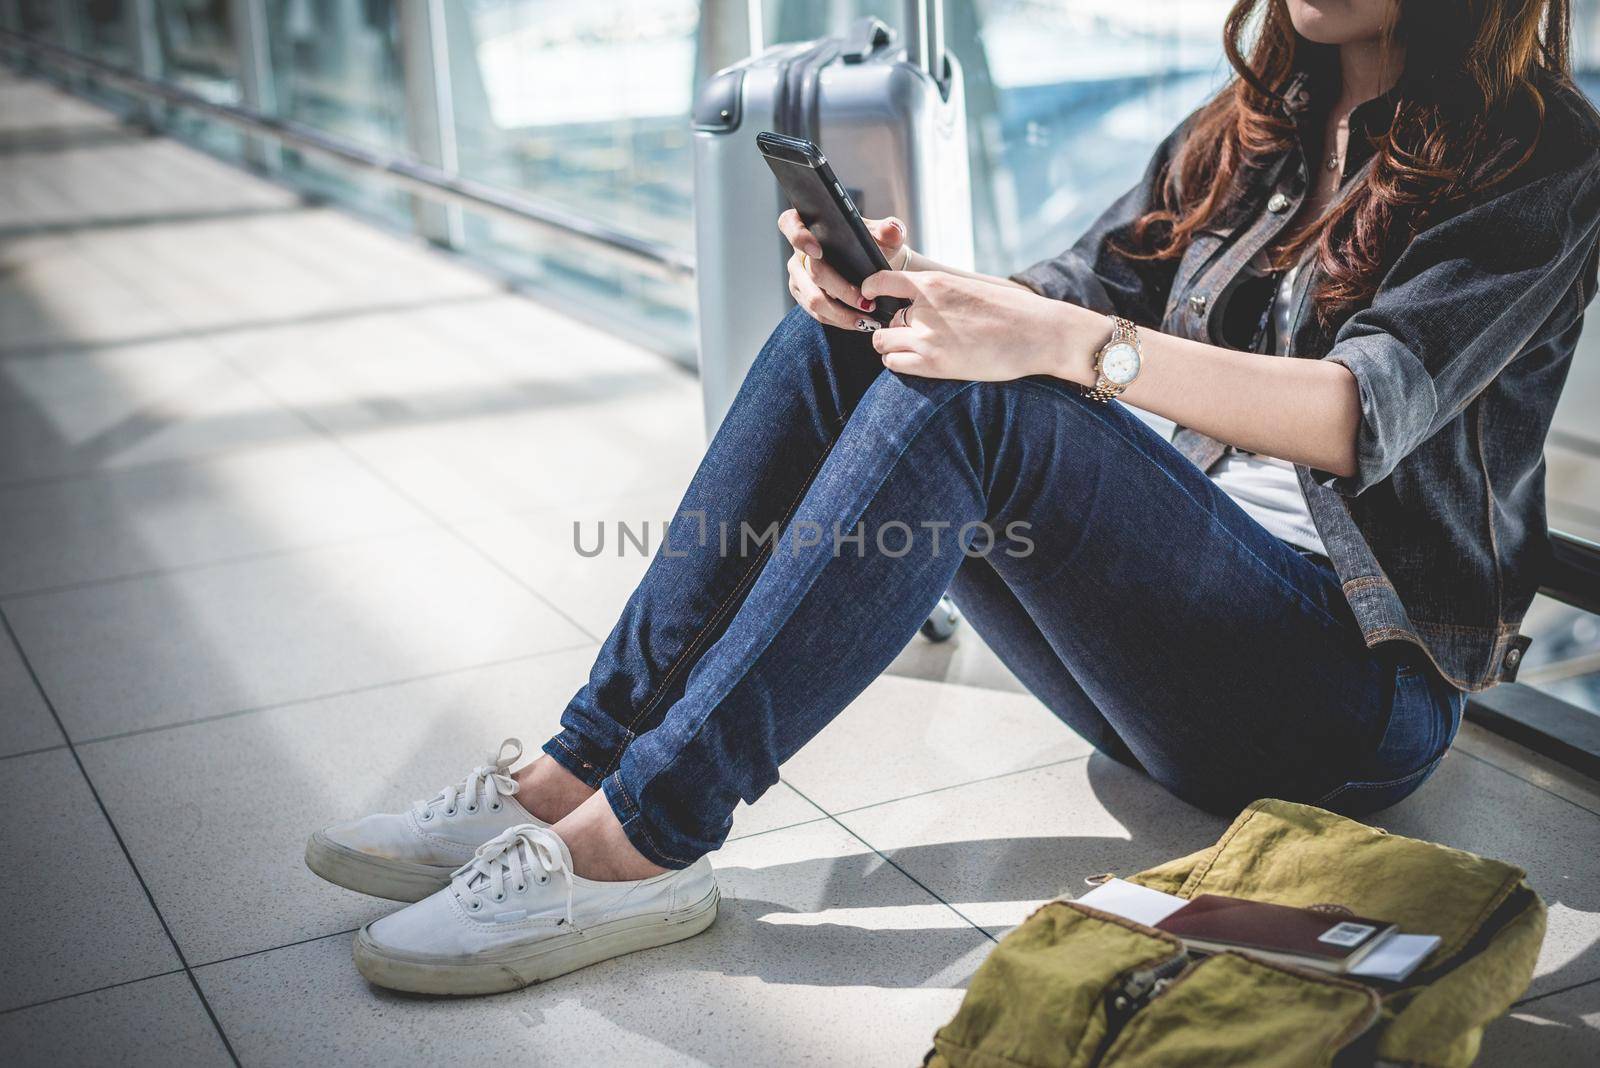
[412, 738, 523, 821]
[451, 824, 575, 929]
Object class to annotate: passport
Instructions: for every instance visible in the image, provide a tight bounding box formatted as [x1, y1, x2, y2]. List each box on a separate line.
[1156, 894, 1398, 974]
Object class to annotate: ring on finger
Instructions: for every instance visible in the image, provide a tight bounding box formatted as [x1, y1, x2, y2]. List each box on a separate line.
[800, 251, 810, 272]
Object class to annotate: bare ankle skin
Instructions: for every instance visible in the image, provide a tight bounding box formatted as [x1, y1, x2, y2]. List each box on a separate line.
[553, 791, 671, 882]
[513, 754, 598, 824]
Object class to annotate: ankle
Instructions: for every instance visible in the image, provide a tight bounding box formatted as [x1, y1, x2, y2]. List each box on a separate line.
[513, 754, 597, 824]
[553, 792, 670, 882]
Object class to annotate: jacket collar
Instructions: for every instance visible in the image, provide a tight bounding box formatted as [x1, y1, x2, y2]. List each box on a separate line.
[1278, 68, 1399, 181]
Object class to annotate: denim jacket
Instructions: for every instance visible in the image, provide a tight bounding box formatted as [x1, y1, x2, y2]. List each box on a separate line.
[1013, 73, 1600, 692]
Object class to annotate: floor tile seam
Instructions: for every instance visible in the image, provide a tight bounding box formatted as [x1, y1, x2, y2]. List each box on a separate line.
[0, 966, 189, 1017]
[0, 433, 365, 494]
[210, 345, 605, 645]
[723, 812, 831, 845]
[69, 640, 599, 749]
[0, 516, 441, 604]
[0, 602, 242, 1067]
[0, 741, 69, 763]
[0, 201, 315, 242]
[812, 752, 1094, 822]
[782, 780, 999, 946]
[0, 288, 499, 362]
[1452, 746, 1600, 820]
[74, 138, 673, 652]
[190, 927, 364, 973]
[1512, 973, 1600, 1009]
[2, 239, 506, 360]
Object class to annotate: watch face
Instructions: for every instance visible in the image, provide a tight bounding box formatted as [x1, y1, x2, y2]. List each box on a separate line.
[1101, 342, 1140, 386]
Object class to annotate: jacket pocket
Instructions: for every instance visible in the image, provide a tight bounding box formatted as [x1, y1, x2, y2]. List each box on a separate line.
[1097, 952, 1381, 1068]
[927, 901, 1187, 1068]
[1163, 229, 1233, 326]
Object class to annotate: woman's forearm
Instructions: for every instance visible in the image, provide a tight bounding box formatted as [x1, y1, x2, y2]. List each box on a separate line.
[1046, 302, 1363, 478]
[882, 256, 1360, 476]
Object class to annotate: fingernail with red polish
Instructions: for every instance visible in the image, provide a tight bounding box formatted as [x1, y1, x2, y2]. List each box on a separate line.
[859, 298, 875, 311]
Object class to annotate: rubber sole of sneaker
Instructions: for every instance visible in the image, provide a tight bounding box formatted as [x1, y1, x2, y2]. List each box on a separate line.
[352, 883, 721, 995]
[304, 830, 456, 903]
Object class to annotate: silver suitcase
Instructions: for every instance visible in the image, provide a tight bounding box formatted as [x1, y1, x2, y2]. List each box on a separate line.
[691, 3, 973, 438]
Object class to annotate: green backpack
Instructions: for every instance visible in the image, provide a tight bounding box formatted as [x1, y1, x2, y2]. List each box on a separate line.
[926, 799, 1545, 1068]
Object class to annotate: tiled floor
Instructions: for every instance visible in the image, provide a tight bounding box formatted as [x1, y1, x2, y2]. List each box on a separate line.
[2, 67, 1598, 1067]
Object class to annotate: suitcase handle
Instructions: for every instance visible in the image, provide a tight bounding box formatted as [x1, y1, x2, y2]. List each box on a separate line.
[839, 17, 895, 64]
[901, 0, 950, 91]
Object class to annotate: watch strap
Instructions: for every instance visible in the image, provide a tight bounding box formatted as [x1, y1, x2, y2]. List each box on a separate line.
[1084, 316, 1140, 403]
[1083, 378, 1123, 403]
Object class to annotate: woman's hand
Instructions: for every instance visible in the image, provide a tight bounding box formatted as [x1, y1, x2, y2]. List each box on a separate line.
[861, 269, 1090, 382]
[779, 209, 911, 330]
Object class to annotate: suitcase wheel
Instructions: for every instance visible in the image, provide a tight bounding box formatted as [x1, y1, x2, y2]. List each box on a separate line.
[921, 596, 961, 643]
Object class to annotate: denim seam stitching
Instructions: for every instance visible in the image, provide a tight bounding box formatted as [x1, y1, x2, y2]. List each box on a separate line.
[608, 774, 687, 867]
[1475, 400, 1507, 682]
[1006, 379, 1346, 631]
[1410, 618, 1523, 636]
[596, 436, 841, 781]
[609, 774, 640, 816]
[546, 734, 605, 784]
[629, 380, 983, 863]
[1313, 755, 1442, 804]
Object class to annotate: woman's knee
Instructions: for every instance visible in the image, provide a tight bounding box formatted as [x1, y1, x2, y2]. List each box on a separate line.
[757, 306, 870, 369]
[744, 305, 880, 415]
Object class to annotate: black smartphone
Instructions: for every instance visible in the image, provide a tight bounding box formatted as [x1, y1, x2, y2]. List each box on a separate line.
[757, 131, 907, 326]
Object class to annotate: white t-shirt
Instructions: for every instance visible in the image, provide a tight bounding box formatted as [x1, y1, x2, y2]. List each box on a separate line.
[1130, 263, 1327, 556]
[1209, 262, 1324, 556]
[1207, 451, 1326, 555]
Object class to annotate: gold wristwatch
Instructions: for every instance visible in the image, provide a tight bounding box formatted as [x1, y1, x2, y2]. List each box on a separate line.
[1084, 316, 1142, 402]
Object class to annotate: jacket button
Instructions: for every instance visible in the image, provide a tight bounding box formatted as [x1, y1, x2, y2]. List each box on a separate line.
[1503, 647, 1523, 671]
[1188, 293, 1208, 314]
[1267, 192, 1290, 213]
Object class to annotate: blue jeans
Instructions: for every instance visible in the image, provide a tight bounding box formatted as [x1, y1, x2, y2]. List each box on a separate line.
[544, 308, 1464, 868]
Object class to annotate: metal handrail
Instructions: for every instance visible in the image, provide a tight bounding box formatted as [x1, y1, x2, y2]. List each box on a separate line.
[0, 29, 695, 280]
[1545, 529, 1600, 616]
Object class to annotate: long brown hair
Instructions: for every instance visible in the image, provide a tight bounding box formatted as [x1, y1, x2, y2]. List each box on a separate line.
[1130, 0, 1574, 324]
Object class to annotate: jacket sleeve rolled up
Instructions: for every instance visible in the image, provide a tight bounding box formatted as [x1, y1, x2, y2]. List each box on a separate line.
[1316, 160, 1600, 495]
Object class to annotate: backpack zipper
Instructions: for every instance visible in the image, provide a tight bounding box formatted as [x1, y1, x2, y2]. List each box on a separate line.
[1105, 950, 1192, 1033]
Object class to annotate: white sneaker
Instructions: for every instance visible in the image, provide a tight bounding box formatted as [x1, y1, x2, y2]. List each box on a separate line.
[353, 824, 719, 995]
[306, 739, 547, 902]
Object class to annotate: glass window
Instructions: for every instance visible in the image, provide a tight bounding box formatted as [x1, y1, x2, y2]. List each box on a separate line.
[1520, 1, 1600, 716]
[759, 0, 901, 45]
[753, 1, 1232, 275]
[445, 0, 701, 360]
[72, 0, 132, 66]
[263, 0, 410, 223]
[963, 0, 1233, 274]
[156, 0, 240, 98]
[17, 1, 58, 38]
[152, 0, 246, 157]
[57, 1, 144, 116]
